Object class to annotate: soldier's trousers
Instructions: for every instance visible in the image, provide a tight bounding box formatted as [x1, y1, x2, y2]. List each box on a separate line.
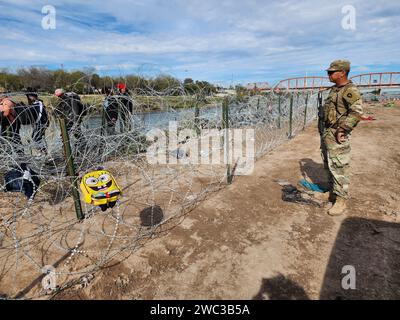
[321, 128, 351, 199]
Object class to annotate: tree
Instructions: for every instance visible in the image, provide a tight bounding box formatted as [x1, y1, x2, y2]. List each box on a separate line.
[194, 80, 217, 96]
[151, 75, 181, 93]
[53, 69, 69, 89]
[0, 71, 23, 91]
[235, 85, 248, 101]
[68, 71, 86, 93]
[17, 67, 53, 91]
[125, 75, 150, 94]
[0, 67, 218, 96]
[184, 78, 194, 85]
[90, 73, 101, 92]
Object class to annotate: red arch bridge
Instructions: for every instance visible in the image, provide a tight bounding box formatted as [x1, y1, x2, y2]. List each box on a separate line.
[266, 72, 400, 92]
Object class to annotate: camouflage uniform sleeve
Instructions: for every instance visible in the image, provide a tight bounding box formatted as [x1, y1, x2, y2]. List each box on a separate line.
[338, 86, 363, 132]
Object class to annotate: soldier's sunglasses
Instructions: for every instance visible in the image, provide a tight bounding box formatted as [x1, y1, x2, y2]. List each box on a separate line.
[327, 70, 338, 75]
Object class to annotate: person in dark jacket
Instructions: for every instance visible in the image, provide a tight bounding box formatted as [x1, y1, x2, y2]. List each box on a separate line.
[25, 91, 49, 154]
[54, 88, 85, 141]
[103, 88, 119, 135]
[117, 83, 133, 132]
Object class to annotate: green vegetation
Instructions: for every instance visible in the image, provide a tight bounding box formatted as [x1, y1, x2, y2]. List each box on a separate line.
[0, 67, 219, 97]
[9, 93, 225, 113]
[0, 67, 238, 112]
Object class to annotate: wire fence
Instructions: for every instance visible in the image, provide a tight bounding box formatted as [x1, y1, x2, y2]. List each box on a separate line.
[0, 84, 326, 299]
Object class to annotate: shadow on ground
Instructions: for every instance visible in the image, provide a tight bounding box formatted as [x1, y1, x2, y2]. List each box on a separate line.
[299, 158, 330, 191]
[320, 217, 400, 299]
[254, 217, 400, 300]
[253, 274, 309, 300]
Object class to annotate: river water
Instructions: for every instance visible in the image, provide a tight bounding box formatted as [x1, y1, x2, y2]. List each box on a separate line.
[84, 103, 229, 133]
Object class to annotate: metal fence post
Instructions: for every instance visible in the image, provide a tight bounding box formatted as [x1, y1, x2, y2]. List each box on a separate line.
[278, 94, 282, 129]
[101, 106, 106, 136]
[59, 118, 84, 220]
[303, 93, 309, 130]
[289, 94, 294, 139]
[222, 97, 232, 184]
[194, 103, 200, 137]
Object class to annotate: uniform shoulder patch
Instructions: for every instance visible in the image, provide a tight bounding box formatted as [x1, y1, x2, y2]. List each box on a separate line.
[343, 86, 361, 105]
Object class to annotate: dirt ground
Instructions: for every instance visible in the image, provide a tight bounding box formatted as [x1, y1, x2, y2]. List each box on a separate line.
[5, 101, 400, 300]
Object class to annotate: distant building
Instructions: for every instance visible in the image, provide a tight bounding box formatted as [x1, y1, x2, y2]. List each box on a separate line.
[214, 89, 236, 97]
[244, 82, 271, 91]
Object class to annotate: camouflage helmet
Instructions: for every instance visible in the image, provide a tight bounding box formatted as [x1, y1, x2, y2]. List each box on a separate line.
[326, 60, 351, 72]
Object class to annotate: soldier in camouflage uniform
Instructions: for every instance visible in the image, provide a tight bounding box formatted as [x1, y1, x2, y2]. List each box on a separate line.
[320, 60, 363, 216]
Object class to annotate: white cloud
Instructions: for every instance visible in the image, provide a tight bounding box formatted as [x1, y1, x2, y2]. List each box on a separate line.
[0, 0, 398, 84]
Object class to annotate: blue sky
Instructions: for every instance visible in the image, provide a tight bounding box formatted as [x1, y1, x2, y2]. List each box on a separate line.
[0, 0, 399, 86]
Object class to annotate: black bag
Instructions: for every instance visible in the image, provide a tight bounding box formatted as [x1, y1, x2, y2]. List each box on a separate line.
[4, 164, 41, 199]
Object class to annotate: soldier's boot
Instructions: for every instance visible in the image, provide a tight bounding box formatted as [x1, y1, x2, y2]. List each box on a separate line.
[313, 190, 335, 202]
[327, 196, 347, 216]
[313, 191, 330, 202]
